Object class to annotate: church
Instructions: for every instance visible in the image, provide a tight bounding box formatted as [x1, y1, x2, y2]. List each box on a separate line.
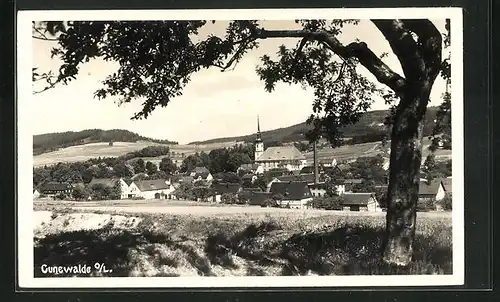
[253, 117, 308, 172]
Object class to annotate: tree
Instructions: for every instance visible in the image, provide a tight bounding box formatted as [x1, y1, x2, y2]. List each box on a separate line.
[33, 167, 50, 187]
[221, 193, 238, 204]
[132, 158, 146, 174]
[159, 157, 177, 174]
[71, 185, 89, 200]
[110, 181, 122, 200]
[33, 19, 450, 265]
[149, 170, 169, 180]
[113, 161, 133, 178]
[422, 154, 438, 182]
[145, 161, 158, 175]
[89, 183, 112, 200]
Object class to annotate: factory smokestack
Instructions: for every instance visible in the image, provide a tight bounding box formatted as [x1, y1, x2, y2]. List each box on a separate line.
[314, 139, 319, 185]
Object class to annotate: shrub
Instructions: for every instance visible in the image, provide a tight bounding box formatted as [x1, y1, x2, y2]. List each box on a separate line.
[221, 193, 238, 204]
[436, 194, 452, 211]
[261, 199, 278, 208]
[309, 196, 343, 210]
[417, 198, 436, 212]
[54, 193, 67, 200]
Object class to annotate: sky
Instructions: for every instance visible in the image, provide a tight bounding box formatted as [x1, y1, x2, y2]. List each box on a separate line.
[31, 19, 449, 145]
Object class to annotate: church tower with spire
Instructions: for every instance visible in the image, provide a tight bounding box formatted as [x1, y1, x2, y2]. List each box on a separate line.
[254, 116, 264, 160]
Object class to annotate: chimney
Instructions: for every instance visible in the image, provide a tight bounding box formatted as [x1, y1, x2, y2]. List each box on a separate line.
[314, 139, 319, 185]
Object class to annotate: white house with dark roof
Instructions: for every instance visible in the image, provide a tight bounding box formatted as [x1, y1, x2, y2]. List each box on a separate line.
[341, 193, 381, 212]
[269, 181, 313, 209]
[128, 179, 175, 199]
[418, 179, 447, 202]
[188, 166, 213, 182]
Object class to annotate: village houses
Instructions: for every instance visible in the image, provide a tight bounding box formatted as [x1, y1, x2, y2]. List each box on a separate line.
[341, 193, 382, 212]
[269, 181, 313, 209]
[127, 179, 175, 199]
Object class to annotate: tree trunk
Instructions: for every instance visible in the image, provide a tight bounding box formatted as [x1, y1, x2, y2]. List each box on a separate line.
[382, 80, 432, 266]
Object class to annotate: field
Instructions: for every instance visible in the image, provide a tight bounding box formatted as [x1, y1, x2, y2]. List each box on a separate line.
[33, 201, 452, 277]
[33, 136, 452, 168]
[33, 141, 241, 167]
[305, 138, 452, 163]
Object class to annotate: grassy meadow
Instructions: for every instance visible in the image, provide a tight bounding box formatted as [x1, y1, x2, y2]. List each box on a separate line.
[33, 207, 452, 277]
[33, 141, 241, 167]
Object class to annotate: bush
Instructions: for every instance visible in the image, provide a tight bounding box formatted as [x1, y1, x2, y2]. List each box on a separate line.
[261, 199, 278, 208]
[309, 196, 343, 210]
[417, 198, 436, 212]
[54, 193, 67, 200]
[221, 193, 238, 204]
[436, 194, 452, 211]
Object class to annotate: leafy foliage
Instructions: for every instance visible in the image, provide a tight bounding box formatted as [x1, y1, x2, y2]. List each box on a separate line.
[132, 159, 146, 174]
[159, 157, 177, 175]
[421, 154, 452, 181]
[180, 145, 253, 174]
[145, 161, 158, 175]
[308, 196, 344, 210]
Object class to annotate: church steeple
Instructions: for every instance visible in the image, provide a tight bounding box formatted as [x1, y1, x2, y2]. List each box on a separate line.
[254, 115, 264, 160]
[256, 115, 262, 143]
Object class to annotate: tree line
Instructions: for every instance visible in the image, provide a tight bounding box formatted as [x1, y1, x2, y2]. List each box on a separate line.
[33, 129, 178, 155]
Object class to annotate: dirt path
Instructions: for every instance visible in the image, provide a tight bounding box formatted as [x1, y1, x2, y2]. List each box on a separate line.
[34, 200, 452, 219]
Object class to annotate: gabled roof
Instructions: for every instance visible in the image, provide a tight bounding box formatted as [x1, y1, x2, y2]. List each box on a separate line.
[239, 163, 260, 171]
[319, 158, 336, 164]
[300, 166, 316, 174]
[342, 193, 376, 205]
[244, 187, 263, 192]
[72, 182, 85, 189]
[189, 166, 211, 179]
[441, 178, 452, 193]
[264, 170, 290, 179]
[248, 192, 272, 205]
[170, 174, 195, 183]
[278, 174, 316, 184]
[211, 182, 242, 194]
[308, 182, 327, 190]
[336, 164, 351, 171]
[241, 173, 256, 180]
[256, 146, 305, 161]
[89, 178, 121, 187]
[131, 173, 149, 180]
[133, 179, 171, 191]
[39, 182, 72, 192]
[191, 166, 210, 174]
[343, 179, 364, 184]
[419, 180, 444, 195]
[269, 181, 311, 200]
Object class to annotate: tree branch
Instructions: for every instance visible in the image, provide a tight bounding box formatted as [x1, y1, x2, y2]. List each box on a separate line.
[371, 20, 424, 81]
[219, 38, 255, 72]
[401, 19, 443, 77]
[32, 25, 60, 41]
[254, 28, 407, 95]
[290, 37, 309, 77]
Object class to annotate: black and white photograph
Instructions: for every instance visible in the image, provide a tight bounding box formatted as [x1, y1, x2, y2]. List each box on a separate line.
[18, 8, 464, 288]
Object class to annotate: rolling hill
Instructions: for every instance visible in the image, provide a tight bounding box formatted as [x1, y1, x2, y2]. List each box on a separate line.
[188, 107, 440, 145]
[33, 129, 178, 156]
